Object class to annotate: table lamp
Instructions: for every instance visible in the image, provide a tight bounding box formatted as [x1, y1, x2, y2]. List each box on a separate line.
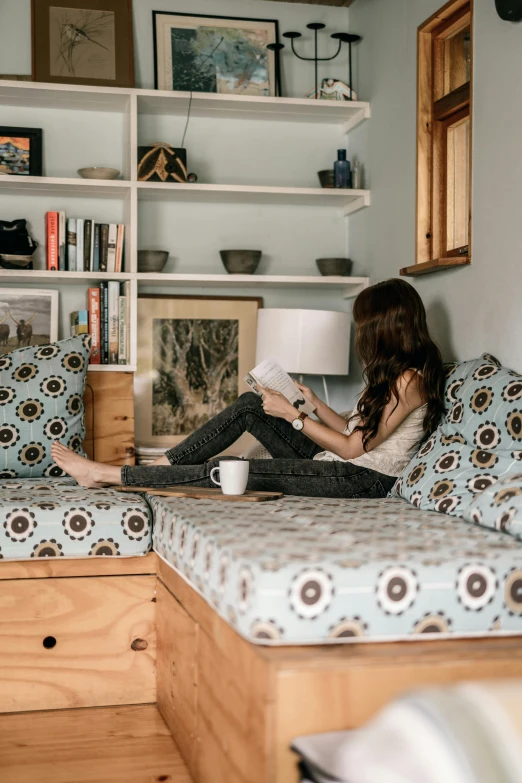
[255, 308, 350, 406]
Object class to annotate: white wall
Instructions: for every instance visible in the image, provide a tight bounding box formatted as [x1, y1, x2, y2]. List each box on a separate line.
[348, 0, 522, 372]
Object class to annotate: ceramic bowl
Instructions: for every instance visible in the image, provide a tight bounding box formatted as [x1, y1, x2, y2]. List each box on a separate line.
[318, 169, 335, 188]
[138, 250, 169, 273]
[220, 250, 262, 275]
[77, 167, 121, 180]
[316, 257, 353, 276]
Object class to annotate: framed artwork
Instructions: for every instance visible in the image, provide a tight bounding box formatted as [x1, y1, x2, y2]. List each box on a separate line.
[0, 289, 59, 356]
[32, 0, 134, 87]
[153, 11, 279, 96]
[0, 127, 42, 176]
[135, 295, 262, 449]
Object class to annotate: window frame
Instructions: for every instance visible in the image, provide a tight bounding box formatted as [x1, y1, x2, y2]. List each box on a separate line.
[402, 0, 473, 277]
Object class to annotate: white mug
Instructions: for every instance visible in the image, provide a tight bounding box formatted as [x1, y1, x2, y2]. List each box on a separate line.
[210, 460, 249, 496]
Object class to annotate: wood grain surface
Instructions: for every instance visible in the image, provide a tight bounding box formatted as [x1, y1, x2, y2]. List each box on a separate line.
[0, 552, 158, 581]
[115, 486, 284, 502]
[84, 371, 135, 465]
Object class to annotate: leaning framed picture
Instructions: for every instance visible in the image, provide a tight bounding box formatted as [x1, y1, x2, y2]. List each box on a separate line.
[32, 0, 134, 87]
[153, 11, 279, 96]
[0, 127, 42, 176]
[135, 295, 262, 449]
[0, 289, 59, 356]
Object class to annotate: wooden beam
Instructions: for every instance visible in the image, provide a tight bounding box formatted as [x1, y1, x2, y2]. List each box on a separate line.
[401, 256, 471, 276]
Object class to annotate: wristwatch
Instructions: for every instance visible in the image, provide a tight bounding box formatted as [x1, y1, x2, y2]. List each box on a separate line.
[292, 411, 308, 431]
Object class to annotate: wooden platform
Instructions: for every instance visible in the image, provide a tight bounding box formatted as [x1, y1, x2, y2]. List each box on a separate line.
[0, 705, 192, 783]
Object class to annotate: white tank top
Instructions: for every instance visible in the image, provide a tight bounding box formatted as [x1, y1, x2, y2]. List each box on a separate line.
[313, 404, 427, 477]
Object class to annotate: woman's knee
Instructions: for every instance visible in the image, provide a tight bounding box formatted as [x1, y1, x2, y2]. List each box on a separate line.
[236, 391, 262, 410]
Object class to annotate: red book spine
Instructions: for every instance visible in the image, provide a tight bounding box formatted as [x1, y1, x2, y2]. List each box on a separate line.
[87, 287, 101, 364]
[46, 211, 59, 271]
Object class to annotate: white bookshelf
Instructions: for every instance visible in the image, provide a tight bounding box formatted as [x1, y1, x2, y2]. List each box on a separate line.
[0, 79, 371, 372]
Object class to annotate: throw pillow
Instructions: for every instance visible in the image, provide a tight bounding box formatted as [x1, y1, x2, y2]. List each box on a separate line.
[0, 334, 91, 478]
[392, 353, 522, 518]
[464, 474, 522, 540]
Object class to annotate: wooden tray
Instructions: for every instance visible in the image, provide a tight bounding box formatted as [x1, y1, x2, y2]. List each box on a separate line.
[114, 486, 284, 502]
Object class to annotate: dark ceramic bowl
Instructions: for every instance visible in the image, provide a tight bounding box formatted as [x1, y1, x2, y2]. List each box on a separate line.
[138, 250, 169, 273]
[316, 257, 353, 276]
[318, 169, 335, 188]
[220, 250, 262, 275]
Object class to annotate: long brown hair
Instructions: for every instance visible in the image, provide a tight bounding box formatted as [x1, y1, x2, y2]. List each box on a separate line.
[351, 278, 444, 449]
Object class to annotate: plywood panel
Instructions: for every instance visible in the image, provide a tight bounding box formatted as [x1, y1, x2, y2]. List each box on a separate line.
[0, 575, 156, 713]
[156, 581, 199, 780]
[84, 371, 135, 465]
[0, 552, 157, 580]
[0, 705, 192, 783]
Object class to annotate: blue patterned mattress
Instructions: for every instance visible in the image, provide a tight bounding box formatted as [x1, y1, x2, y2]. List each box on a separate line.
[0, 478, 152, 560]
[151, 495, 522, 645]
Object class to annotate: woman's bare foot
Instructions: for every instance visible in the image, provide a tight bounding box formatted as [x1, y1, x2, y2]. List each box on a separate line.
[51, 441, 122, 488]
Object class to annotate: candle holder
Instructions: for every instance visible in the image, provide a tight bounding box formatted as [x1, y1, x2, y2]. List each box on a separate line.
[268, 24, 361, 100]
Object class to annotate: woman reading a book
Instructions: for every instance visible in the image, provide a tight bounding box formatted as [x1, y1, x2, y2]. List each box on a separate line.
[52, 279, 445, 498]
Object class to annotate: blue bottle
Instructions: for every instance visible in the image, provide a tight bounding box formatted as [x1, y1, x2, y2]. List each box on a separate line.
[334, 149, 351, 188]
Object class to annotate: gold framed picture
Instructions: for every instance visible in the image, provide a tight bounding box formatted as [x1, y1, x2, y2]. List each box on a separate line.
[135, 295, 262, 450]
[32, 0, 134, 87]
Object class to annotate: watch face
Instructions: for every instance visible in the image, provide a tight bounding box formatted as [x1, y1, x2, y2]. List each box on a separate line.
[292, 418, 304, 431]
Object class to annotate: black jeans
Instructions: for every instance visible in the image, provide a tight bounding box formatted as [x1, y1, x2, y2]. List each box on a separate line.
[121, 392, 396, 498]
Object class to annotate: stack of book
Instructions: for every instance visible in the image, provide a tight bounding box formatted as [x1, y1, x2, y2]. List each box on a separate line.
[45, 211, 125, 272]
[72, 281, 131, 366]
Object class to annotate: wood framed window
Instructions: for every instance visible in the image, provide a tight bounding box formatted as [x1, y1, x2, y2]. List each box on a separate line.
[402, 0, 472, 277]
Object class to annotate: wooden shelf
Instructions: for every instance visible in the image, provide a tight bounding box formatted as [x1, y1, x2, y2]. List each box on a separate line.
[0, 271, 132, 284]
[0, 79, 370, 132]
[137, 182, 370, 214]
[88, 364, 137, 372]
[400, 257, 471, 276]
[0, 175, 131, 197]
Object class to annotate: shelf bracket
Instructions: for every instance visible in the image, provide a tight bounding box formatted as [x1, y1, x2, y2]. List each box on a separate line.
[343, 191, 370, 217]
[342, 104, 371, 134]
[342, 279, 370, 299]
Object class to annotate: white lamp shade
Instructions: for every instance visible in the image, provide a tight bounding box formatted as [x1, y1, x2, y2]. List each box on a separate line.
[256, 309, 350, 375]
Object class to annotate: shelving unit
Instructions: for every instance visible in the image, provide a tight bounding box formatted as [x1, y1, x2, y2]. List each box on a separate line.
[0, 78, 371, 373]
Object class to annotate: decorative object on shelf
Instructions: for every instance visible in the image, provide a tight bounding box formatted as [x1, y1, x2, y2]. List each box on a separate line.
[496, 0, 522, 21]
[352, 156, 362, 189]
[306, 77, 356, 101]
[138, 250, 169, 273]
[77, 167, 121, 180]
[316, 258, 353, 276]
[138, 143, 188, 183]
[219, 249, 262, 275]
[0, 219, 38, 270]
[0, 288, 58, 356]
[256, 308, 350, 406]
[153, 11, 280, 96]
[268, 24, 361, 101]
[135, 295, 261, 449]
[31, 0, 134, 87]
[334, 149, 351, 188]
[187, 172, 198, 183]
[0, 126, 42, 176]
[318, 169, 334, 189]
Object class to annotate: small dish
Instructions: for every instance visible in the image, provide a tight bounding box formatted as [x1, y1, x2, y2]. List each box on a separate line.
[220, 250, 262, 275]
[316, 258, 353, 276]
[318, 170, 335, 188]
[77, 167, 121, 180]
[138, 250, 169, 273]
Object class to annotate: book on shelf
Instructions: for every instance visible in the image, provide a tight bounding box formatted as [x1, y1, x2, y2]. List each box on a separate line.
[76, 218, 84, 272]
[93, 223, 101, 272]
[87, 288, 101, 364]
[83, 219, 92, 272]
[67, 218, 77, 271]
[45, 211, 59, 271]
[115, 224, 125, 272]
[245, 359, 316, 415]
[99, 223, 109, 272]
[58, 211, 66, 271]
[99, 281, 109, 364]
[108, 280, 120, 364]
[71, 281, 130, 367]
[107, 223, 117, 272]
[70, 310, 88, 337]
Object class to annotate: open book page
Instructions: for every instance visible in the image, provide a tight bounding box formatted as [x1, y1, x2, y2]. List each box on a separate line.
[245, 358, 316, 415]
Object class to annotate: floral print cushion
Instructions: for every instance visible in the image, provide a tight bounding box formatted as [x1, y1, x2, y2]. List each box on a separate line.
[152, 494, 522, 645]
[464, 474, 522, 540]
[392, 354, 522, 518]
[0, 335, 91, 479]
[0, 478, 152, 560]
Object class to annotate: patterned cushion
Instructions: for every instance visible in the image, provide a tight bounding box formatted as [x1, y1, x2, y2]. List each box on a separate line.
[392, 354, 522, 517]
[0, 335, 91, 478]
[464, 474, 522, 540]
[152, 494, 522, 645]
[0, 478, 152, 559]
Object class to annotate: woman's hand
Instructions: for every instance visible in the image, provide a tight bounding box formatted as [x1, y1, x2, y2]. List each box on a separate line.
[295, 381, 319, 411]
[259, 386, 297, 422]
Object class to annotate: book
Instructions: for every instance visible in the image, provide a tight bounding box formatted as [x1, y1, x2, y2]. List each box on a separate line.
[99, 223, 109, 272]
[245, 359, 315, 416]
[76, 218, 84, 272]
[108, 280, 120, 364]
[70, 310, 88, 337]
[107, 223, 118, 272]
[87, 287, 101, 365]
[58, 211, 66, 271]
[67, 218, 77, 272]
[45, 211, 59, 271]
[122, 280, 131, 364]
[83, 219, 92, 272]
[118, 294, 127, 365]
[99, 281, 109, 364]
[115, 224, 125, 272]
[93, 223, 101, 272]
